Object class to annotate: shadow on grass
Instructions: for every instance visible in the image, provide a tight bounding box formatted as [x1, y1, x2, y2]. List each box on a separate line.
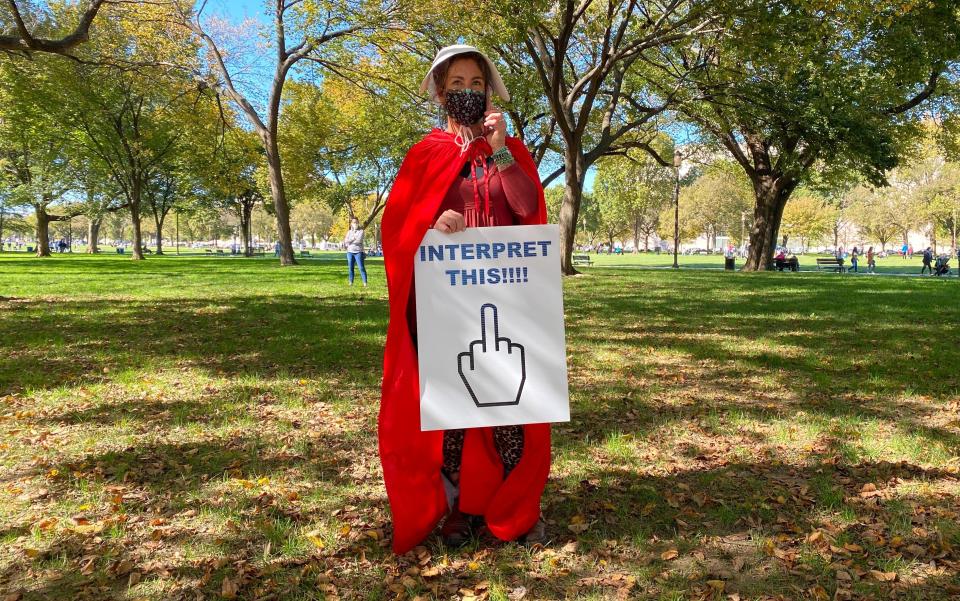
[0, 294, 388, 395]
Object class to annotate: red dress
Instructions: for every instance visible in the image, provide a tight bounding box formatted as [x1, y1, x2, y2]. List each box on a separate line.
[379, 129, 551, 554]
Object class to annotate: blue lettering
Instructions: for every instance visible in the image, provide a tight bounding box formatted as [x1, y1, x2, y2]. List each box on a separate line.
[476, 243, 491, 259]
[523, 241, 536, 257]
[487, 268, 501, 284]
[445, 269, 458, 285]
[429, 246, 444, 261]
[492, 242, 506, 258]
[461, 244, 474, 260]
[507, 242, 522, 258]
[537, 240, 551, 256]
[462, 269, 477, 285]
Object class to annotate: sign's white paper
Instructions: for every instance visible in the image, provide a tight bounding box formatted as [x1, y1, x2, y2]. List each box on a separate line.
[414, 224, 570, 431]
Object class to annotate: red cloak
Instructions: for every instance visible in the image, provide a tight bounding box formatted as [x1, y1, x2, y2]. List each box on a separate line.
[379, 129, 551, 554]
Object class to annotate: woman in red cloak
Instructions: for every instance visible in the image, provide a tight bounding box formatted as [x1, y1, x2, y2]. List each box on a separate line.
[379, 45, 551, 553]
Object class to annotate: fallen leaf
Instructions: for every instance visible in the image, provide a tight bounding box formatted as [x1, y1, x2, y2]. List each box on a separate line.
[870, 570, 897, 582]
[221, 576, 240, 599]
[661, 549, 679, 561]
[507, 586, 527, 600]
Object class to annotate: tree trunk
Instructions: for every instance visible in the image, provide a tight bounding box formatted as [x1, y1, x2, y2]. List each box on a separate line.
[130, 195, 144, 260]
[87, 218, 101, 253]
[644, 233, 650, 251]
[558, 146, 586, 275]
[633, 218, 640, 253]
[34, 205, 52, 257]
[263, 134, 296, 266]
[743, 177, 796, 271]
[154, 213, 165, 255]
[241, 201, 253, 257]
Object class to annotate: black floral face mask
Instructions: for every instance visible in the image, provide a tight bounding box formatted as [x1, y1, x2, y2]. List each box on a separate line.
[445, 89, 486, 126]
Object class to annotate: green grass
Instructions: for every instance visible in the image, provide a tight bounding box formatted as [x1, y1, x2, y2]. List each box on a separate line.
[1, 252, 959, 600]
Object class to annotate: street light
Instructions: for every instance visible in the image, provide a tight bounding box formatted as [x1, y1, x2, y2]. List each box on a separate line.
[673, 149, 682, 269]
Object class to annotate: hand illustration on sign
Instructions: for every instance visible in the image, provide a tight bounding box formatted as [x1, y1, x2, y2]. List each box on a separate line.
[457, 303, 526, 407]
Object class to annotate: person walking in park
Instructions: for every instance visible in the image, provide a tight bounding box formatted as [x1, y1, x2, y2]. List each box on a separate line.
[921, 246, 934, 274]
[378, 45, 549, 554]
[343, 217, 368, 287]
[850, 246, 859, 272]
[867, 246, 876, 273]
[902, 241, 908, 259]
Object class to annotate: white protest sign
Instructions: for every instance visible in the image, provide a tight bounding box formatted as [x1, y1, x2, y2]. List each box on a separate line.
[414, 224, 570, 431]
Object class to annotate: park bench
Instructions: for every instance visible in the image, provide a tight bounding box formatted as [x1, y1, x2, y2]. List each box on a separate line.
[205, 249, 213, 254]
[816, 257, 845, 272]
[216, 249, 225, 255]
[253, 249, 265, 257]
[300, 250, 312, 257]
[572, 253, 593, 266]
[774, 257, 800, 272]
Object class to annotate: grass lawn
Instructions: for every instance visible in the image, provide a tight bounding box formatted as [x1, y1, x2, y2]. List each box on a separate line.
[1, 253, 959, 600]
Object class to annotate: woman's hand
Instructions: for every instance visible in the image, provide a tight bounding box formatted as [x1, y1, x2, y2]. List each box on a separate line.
[435, 210, 466, 234]
[484, 99, 507, 152]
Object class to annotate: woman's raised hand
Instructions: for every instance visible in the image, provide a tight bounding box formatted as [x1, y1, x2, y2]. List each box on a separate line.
[435, 209, 466, 234]
[484, 98, 506, 152]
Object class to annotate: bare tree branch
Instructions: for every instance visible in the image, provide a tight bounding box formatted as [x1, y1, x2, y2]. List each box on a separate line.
[1, 0, 106, 56]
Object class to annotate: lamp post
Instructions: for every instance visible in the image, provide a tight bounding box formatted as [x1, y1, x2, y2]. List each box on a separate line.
[672, 149, 682, 269]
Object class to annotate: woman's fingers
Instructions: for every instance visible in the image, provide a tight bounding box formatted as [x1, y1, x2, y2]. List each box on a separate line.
[435, 210, 466, 234]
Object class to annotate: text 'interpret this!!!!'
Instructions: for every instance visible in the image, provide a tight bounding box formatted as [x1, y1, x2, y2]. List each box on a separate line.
[414, 224, 571, 431]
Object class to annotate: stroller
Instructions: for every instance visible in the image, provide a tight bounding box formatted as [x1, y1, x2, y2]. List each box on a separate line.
[934, 254, 951, 276]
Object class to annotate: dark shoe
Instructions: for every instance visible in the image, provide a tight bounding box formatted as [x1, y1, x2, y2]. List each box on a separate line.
[518, 518, 547, 545]
[440, 506, 472, 547]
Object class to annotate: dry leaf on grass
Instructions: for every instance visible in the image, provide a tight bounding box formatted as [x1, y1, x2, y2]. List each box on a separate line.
[221, 576, 240, 599]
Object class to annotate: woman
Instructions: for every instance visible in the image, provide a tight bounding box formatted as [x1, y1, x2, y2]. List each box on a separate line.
[866, 246, 876, 273]
[850, 246, 859, 273]
[343, 218, 368, 286]
[379, 45, 550, 554]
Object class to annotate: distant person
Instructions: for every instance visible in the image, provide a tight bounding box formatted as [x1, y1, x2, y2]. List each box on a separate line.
[850, 247, 859, 272]
[908, 243, 914, 258]
[901, 242, 908, 259]
[343, 217, 368, 287]
[866, 246, 876, 274]
[921, 247, 933, 274]
[273, 240, 281, 257]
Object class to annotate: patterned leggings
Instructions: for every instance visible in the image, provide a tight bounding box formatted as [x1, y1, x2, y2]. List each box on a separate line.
[442, 426, 524, 479]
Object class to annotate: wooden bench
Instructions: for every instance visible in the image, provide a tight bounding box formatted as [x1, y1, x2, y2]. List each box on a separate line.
[774, 257, 800, 272]
[572, 253, 593, 266]
[300, 250, 312, 257]
[816, 257, 844, 272]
